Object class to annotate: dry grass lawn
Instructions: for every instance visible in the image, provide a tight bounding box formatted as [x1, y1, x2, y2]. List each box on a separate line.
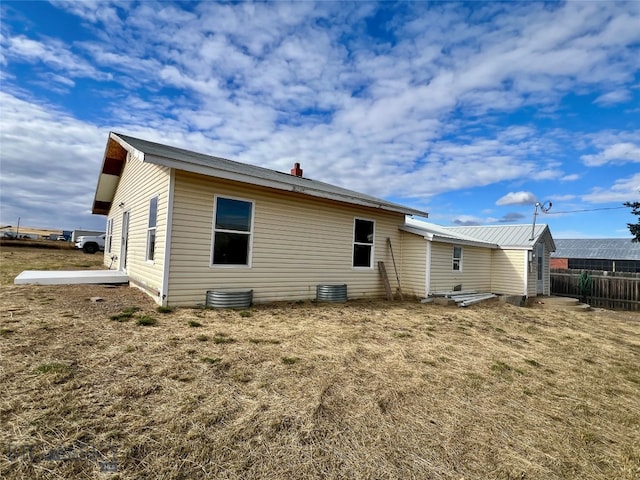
[1, 247, 639, 479]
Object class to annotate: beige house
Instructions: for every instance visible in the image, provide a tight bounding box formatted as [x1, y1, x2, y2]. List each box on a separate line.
[399, 220, 556, 298]
[92, 132, 428, 306]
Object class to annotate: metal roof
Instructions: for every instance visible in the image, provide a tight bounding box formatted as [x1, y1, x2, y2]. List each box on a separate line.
[551, 238, 640, 261]
[92, 132, 429, 217]
[444, 224, 555, 250]
[401, 219, 498, 248]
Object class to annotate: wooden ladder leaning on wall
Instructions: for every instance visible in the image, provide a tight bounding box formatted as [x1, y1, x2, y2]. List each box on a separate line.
[379, 238, 404, 301]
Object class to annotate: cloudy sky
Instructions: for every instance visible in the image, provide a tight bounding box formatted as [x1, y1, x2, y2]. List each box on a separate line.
[1, 1, 639, 237]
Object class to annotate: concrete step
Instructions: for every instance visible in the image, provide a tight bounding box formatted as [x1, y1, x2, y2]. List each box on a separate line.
[534, 296, 591, 311]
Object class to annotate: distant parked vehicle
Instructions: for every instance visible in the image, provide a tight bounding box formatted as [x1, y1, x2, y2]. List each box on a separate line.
[57, 235, 67, 241]
[75, 234, 106, 254]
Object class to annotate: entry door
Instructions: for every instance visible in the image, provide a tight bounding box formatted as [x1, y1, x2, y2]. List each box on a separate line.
[121, 211, 130, 272]
[536, 243, 544, 294]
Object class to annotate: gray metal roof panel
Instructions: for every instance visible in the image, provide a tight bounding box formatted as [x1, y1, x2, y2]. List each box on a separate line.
[551, 239, 640, 260]
[113, 133, 428, 217]
[444, 224, 552, 249]
[402, 220, 498, 247]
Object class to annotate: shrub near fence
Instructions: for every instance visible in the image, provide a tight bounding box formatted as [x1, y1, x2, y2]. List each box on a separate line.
[551, 269, 640, 311]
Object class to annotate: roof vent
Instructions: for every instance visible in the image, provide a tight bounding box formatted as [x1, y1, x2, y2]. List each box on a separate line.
[290, 162, 303, 177]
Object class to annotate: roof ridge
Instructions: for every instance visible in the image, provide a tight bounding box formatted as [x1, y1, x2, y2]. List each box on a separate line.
[445, 224, 548, 228]
[100, 132, 429, 218]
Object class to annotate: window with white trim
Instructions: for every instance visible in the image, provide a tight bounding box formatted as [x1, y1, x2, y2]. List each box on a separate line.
[452, 246, 462, 271]
[146, 196, 158, 261]
[212, 196, 254, 266]
[353, 218, 375, 268]
[106, 218, 113, 254]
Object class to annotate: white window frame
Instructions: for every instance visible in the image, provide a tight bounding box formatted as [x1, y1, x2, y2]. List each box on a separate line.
[210, 195, 255, 268]
[105, 218, 113, 254]
[452, 246, 463, 272]
[146, 196, 158, 262]
[352, 217, 375, 269]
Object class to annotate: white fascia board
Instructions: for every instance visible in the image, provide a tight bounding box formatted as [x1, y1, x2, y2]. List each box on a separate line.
[431, 236, 498, 249]
[145, 154, 427, 217]
[110, 132, 144, 162]
[400, 225, 496, 248]
[399, 225, 434, 240]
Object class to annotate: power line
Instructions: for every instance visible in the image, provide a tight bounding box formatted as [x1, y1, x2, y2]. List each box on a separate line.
[545, 206, 628, 215]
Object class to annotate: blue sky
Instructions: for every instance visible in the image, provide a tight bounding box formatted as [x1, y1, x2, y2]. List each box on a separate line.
[1, 1, 638, 238]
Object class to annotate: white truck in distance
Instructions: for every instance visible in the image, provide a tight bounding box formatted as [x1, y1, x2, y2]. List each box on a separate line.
[75, 234, 106, 254]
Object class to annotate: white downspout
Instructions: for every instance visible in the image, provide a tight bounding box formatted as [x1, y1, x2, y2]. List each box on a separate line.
[523, 250, 529, 296]
[425, 239, 432, 298]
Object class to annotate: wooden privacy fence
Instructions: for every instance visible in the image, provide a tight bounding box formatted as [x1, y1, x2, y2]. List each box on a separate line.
[551, 269, 640, 311]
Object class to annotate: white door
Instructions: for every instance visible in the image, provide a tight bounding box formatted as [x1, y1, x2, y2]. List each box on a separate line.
[121, 211, 130, 272]
[536, 243, 544, 294]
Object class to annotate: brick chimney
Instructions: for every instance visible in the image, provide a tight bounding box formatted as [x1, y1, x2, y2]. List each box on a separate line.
[290, 162, 303, 177]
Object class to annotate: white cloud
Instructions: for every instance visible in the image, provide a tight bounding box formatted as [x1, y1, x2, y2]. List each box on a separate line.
[496, 191, 538, 206]
[2, 1, 639, 231]
[582, 173, 640, 203]
[0, 92, 105, 229]
[594, 89, 632, 106]
[561, 174, 580, 182]
[581, 142, 640, 166]
[452, 215, 483, 226]
[2, 35, 111, 81]
[549, 194, 577, 202]
[498, 212, 526, 223]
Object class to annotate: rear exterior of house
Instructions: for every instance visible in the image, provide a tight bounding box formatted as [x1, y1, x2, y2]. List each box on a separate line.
[92, 132, 427, 306]
[399, 225, 495, 297]
[400, 222, 555, 298]
[447, 224, 555, 297]
[167, 170, 410, 306]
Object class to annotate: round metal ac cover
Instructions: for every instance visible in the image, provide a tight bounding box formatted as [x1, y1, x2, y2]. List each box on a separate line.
[206, 289, 253, 308]
[316, 284, 347, 303]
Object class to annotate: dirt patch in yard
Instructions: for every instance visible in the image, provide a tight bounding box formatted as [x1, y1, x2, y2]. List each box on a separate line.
[1, 248, 639, 479]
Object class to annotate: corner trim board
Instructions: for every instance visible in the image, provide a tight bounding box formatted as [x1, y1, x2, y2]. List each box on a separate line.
[160, 168, 175, 307]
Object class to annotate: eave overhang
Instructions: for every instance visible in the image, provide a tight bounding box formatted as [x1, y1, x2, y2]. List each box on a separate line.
[91, 133, 131, 215]
[91, 132, 429, 219]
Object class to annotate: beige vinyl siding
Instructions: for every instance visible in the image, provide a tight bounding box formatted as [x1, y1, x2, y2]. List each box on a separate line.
[167, 171, 404, 306]
[491, 249, 527, 295]
[429, 242, 492, 293]
[104, 153, 170, 301]
[530, 231, 555, 297]
[399, 231, 427, 298]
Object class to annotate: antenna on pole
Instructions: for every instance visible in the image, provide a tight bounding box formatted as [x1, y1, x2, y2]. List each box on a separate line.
[529, 201, 552, 241]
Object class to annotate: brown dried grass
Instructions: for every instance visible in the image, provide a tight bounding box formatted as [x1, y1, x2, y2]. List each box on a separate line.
[1, 248, 639, 479]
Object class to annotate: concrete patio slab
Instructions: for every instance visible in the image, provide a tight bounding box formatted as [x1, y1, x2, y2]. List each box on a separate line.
[14, 270, 129, 285]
